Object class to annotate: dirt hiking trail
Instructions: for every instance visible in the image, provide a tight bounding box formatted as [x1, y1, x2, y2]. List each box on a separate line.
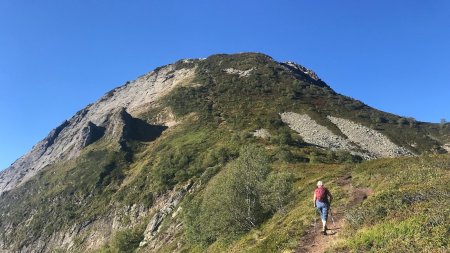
[295, 175, 373, 253]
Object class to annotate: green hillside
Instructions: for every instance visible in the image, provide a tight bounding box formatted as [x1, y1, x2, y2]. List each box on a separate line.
[332, 155, 449, 253]
[0, 53, 449, 252]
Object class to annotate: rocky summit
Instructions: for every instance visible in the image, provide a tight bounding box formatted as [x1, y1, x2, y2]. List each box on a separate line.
[1, 53, 449, 253]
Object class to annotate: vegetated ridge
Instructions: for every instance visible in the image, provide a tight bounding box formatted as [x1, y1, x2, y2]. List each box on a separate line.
[0, 53, 448, 253]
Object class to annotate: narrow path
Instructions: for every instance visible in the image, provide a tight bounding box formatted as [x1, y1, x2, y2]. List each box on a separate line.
[295, 175, 372, 253]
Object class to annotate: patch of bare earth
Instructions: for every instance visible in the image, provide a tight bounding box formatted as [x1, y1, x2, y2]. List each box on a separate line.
[295, 175, 373, 253]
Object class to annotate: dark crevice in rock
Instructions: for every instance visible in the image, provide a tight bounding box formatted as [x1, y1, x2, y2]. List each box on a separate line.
[125, 118, 168, 142]
[109, 108, 168, 162]
[81, 122, 106, 147]
[119, 109, 168, 143]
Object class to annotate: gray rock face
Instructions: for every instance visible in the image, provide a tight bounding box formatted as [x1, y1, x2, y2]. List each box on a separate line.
[139, 181, 192, 249]
[223, 67, 255, 77]
[280, 112, 356, 150]
[0, 64, 197, 195]
[81, 122, 106, 147]
[0, 120, 70, 196]
[327, 116, 414, 158]
[281, 61, 322, 82]
[281, 112, 414, 159]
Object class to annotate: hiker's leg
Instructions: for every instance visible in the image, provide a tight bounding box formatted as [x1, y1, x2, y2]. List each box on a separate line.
[315, 201, 323, 216]
[316, 205, 325, 231]
[317, 201, 328, 232]
[322, 205, 329, 231]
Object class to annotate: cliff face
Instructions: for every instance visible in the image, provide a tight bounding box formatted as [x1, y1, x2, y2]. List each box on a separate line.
[0, 53, 448, 253]
[0, 63, 196, 195]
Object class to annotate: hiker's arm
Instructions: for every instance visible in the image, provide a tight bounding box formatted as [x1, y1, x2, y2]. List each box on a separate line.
[313, 193, 316, 207]
[328, 190, 333, 204]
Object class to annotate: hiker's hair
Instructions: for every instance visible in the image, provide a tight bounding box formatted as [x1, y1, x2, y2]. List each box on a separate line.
[317, 181, 323, 186]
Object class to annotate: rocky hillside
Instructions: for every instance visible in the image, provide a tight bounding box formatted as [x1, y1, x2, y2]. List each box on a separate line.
[280, 112, 413, 159]
[0, 64, 194, 194]
[0, 53, 449, 253]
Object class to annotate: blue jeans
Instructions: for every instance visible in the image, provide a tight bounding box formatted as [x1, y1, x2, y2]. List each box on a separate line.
[316, 200, 329, 221]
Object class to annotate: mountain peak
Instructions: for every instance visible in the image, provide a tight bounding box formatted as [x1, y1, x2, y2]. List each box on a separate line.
[2, 52, 448, 197]
[0, 52, 449, 252]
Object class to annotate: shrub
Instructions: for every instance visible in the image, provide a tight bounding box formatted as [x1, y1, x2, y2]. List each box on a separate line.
[260, 172, 295, 213]
[184, 144, 294, 246]
[110, 227, 144, 253]
[153, 149, 194, 191]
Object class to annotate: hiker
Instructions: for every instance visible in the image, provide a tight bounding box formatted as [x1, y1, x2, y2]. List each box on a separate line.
[313, 180, 333, 235]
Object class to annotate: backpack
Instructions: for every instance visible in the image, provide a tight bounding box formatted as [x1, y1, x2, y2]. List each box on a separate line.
[315, 187, 327, 202]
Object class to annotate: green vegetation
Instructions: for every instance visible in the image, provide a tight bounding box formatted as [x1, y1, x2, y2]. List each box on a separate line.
[1, 53, 449, 252]
[183, 145, 294, 246]
[0, 141, 131, 249]
[332, 155, 450, 252]
[110, 227, 145, 253]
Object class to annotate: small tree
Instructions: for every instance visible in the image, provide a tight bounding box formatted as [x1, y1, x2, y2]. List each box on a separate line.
[221, 144, 271, 230]
[184, 144, 294, 245]
[261, 172, 294, 213]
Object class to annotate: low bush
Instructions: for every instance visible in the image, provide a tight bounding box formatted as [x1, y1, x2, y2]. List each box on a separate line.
[110, 227, 144, 253]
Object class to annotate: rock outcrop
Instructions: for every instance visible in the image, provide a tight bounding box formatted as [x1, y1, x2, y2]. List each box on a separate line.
[279, 61, 332, 90]
[0, 64, 196, 194]
[223, 67, 255, 78]
[327, 116, 414, 157]
[139, 181, 193, 250]
[280, 112, 356, 151]
[444, 144, 450, 152]
[81, 122, 106, 148]
[281, 61, 320, 81]
[252, 128, 271, 139]
[281, 112, 413, 159]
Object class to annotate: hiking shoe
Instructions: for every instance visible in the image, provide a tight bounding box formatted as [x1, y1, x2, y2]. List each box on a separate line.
[322, 230, 327, 235]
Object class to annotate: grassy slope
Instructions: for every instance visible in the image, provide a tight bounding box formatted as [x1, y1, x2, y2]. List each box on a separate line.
[188, 155, 449, 253]
[1, 53, 449, 252]
[204, 163, 350, 253]
[0, 140, 133, 250]
[332, 155, 450, 253]
[155, 53, 450, 252]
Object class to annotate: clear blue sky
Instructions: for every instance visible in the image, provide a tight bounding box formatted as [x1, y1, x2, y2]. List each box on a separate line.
[1, 0, 449, 170]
